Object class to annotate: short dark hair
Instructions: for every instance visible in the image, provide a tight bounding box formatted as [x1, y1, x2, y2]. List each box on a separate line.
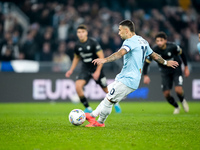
[155, 32, 167, 40]
[119, 20, 135, 32]
[77, 24, 87, 31]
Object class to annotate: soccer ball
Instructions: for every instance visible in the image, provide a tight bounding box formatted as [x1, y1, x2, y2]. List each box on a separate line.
[69, 109, 86, 126]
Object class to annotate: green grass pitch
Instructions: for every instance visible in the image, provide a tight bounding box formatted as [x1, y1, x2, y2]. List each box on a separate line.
[0, 101, 200, 150]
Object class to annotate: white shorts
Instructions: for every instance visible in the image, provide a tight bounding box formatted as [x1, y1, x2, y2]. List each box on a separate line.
[106, 81, 135, 103]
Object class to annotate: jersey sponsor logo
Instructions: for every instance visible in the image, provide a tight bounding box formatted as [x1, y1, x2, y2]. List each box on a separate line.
[80, 52, 93, 58]
[79, 52, 93, 62]
[83, 58, 92, 62]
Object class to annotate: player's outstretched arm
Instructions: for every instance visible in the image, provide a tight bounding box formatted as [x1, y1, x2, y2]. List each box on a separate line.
[150, 52, 179, 69]
[93, 50, 104, 80]
[92, 48, 127, 65]
[65, 54, 80, 78]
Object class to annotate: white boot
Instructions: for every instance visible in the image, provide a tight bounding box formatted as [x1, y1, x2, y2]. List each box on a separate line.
[173, 107, 180, 114]
[182, 99, 189, 112]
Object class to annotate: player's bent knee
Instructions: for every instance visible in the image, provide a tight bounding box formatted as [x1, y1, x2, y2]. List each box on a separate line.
[176, 91, 183, 96]
[163, 91, 170, 98]
[75, 85, 82, 92]
[75, 82, 84, 90]
[164, 94, 170, 98]
[175, 87, 183, 94]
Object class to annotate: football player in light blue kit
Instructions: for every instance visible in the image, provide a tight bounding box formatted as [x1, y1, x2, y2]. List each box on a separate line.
[115, 35, 152, 90]
[85, 20, 179, 127]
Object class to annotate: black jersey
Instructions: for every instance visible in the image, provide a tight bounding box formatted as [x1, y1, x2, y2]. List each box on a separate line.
[148, 42, 182, 72]
[74, 37, 102, 72]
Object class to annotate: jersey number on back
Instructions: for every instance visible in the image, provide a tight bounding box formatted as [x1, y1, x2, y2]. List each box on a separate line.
[141, 46, 147, 62]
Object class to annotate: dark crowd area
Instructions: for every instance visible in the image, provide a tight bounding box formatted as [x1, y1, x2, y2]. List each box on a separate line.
[0, 0, 200, 65]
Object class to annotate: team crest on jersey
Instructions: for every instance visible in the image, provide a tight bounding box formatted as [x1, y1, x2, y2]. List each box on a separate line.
[167, 52, 171, 56]
[78, 47, 83, 51]
[86, 45, 91, 50]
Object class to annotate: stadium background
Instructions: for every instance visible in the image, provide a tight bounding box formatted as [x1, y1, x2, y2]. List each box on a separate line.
[0, 0, 200, 102]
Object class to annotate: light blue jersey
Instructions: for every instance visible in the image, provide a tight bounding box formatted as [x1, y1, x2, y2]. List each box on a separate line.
[115, 35, 153, 89]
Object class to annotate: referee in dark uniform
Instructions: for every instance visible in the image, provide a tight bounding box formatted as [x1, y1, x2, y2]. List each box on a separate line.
[66, 24, 121, 113]
[143, 32, 190, 114]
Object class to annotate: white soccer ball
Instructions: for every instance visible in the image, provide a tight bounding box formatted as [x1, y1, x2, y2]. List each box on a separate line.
[69, 109, 86, 126]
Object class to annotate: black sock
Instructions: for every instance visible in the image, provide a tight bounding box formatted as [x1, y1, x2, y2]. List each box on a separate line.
[80, 96, 89, 108]
[166, 96, 179, 108]
[177, 94, 184, 103]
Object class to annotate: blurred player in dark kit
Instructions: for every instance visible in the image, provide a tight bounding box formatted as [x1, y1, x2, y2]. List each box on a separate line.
[143, 32, 190, 114]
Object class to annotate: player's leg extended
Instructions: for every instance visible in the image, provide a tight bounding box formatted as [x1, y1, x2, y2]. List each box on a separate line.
[96, 69, 123, 114]
[97, 81, 134, 125]
[85, 81, 134, 127]
[175, 86, 189, 112]
[161, 73, 179, 114]
[75, 79, 92, 113]
[102, 86, 121, 113]
[85, 85, 114, 126]
[174, 73, 189, 112]
[163, 90, 179, 108]
[85, 97, 113, 127]
[163, 90, 180, 114]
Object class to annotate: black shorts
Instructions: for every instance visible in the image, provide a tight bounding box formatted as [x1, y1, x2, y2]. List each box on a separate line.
[161, 68, 183, 91]
[76, 69, 107, 88]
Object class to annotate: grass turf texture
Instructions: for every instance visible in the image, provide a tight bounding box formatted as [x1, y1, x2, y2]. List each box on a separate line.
[0, 102, 200, 150]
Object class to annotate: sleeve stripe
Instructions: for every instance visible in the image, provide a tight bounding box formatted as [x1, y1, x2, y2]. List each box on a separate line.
[146, 59, 151, 63]
[121, 45, 131, 52]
